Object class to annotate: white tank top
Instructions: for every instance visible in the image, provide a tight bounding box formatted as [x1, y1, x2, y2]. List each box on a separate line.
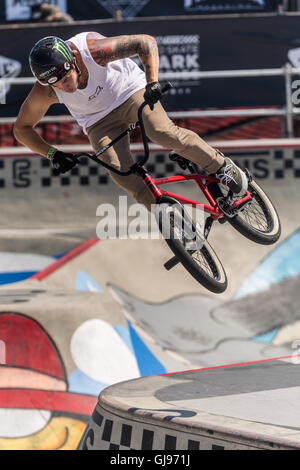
[54, 32, 147, 134]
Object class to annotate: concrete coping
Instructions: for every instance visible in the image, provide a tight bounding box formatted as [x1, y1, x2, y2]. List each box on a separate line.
[96, 369, 300, 450]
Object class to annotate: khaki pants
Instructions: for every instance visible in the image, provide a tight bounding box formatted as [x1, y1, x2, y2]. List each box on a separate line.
[87, 89, 224, 210]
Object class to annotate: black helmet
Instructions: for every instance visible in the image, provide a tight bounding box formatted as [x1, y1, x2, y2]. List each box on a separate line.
[29, 36, 74, 86]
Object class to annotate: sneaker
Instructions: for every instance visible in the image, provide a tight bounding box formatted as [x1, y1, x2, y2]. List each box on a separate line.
[215, 157, 248, 196]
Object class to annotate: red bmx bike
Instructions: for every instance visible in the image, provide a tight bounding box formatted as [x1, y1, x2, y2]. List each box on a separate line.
[71, 83, 281, 294]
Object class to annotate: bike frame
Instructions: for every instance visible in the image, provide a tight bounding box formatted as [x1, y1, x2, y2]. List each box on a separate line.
[141, 171, 252, 221]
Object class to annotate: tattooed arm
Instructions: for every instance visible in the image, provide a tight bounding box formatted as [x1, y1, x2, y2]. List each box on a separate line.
[87, 32, 159, 84]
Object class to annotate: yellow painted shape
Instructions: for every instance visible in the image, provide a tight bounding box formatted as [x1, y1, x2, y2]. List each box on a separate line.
[0, 416, 86, 450]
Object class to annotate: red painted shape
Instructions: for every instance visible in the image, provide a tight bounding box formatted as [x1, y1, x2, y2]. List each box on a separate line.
[31, 238, 99, 281]
[0, 389, 97, 416]
[160, 354, 300, 376]
[0, 312, 66, 380]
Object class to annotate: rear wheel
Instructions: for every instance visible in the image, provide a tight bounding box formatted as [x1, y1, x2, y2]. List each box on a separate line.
[155, 196, 227, 294]
[227, 180, 281, 245]
[207, 179, 281, 245]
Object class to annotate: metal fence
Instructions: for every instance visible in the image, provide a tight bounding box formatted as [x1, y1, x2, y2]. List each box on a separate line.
[1, 64, 300, 137]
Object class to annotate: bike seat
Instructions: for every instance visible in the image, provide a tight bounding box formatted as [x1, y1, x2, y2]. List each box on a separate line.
[169, 152, 190, 170]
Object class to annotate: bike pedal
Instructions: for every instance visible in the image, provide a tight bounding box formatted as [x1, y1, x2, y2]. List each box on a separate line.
[216, 197, 237, 219]
[164, 256, 180, 271]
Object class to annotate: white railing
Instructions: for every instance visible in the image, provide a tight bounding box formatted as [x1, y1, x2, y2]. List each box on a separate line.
[0, 64, 300, 136]
[2, 138, 300, 157]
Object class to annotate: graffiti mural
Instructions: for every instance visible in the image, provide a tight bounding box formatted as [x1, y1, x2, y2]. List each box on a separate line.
[0, 312, 96, 450]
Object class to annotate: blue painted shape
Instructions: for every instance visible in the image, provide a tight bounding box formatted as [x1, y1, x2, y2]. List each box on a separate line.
[127, 320, 166, 376]
[252, 328, 279, 344]
[0, 271, 37, 285]
[114, 325, 134, 354]
[234, 228, 300, 299]
[53, 251, 69, 259]
[68, 368, 107, 396]
[76, 270, 103, 293]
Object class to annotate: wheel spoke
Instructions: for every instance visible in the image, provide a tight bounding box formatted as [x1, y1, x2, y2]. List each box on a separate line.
[227, 186, 272, 234]
[191, 247, 220, 280]
[156, 199, 227, 293]
[233, 191, 272, 233]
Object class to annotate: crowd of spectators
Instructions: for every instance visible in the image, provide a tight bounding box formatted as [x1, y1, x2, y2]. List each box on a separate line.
[30, 3, 74, 23]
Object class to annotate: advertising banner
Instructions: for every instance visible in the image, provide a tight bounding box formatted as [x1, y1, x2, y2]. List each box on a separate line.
[181, 0, 278, 14]
[0, 15, 298, 117]
[0, 147, 297, 194]
[151, 34, 201, 101]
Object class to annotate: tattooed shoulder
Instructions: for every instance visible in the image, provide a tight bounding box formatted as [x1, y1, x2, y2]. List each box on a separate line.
[88, 35, 141, 66]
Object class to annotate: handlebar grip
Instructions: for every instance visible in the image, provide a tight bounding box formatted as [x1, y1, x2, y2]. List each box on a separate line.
[161, 82, 173, 94]
[73, 152, 90, 163]
[52, 155, 82, 169]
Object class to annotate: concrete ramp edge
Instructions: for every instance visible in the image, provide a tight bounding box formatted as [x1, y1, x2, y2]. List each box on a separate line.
[78, 374, 300, 451]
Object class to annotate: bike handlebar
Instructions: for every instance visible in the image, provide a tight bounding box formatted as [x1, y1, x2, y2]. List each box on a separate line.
[72, 82, 173, 177]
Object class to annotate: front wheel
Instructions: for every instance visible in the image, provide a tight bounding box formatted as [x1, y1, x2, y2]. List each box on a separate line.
[155, 196, 227, 294]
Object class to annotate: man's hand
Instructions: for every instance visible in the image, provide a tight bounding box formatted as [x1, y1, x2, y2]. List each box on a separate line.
[51, 150, 79, 176]
[144, 82, 162, 110]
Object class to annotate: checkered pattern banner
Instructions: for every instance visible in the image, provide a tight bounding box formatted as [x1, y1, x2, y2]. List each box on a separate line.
[0, 148, 299, 190]
[39, 156, 109, 187]
[77, 403, 265, 451]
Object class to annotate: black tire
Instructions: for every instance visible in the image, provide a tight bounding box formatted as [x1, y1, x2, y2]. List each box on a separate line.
[207, 180, 281, 245]
[155, 196, 227, 294]
[227, 180, 281, 245]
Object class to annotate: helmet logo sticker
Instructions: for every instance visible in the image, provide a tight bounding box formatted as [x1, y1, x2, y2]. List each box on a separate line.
[48, 76, 58, 84]
[64, 62, 71, 71]
[39, 67, 57, 78]
[52, 41, 73, 62]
